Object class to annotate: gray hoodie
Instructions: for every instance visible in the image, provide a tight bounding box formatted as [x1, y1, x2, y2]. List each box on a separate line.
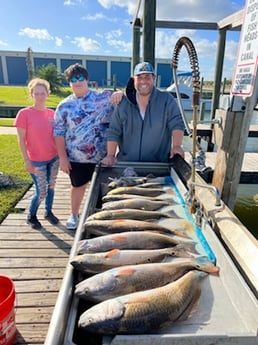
[106, 78, 185, 163]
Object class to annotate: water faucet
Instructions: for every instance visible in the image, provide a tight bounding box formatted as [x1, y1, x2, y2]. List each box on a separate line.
[189, 181, 221, 207]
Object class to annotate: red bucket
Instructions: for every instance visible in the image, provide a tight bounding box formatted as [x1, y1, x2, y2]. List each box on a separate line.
[0, 276, 16, 345]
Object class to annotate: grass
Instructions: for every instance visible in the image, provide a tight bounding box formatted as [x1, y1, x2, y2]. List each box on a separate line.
[0, 85, 72, 107]
[0, 135, 32, 223]
[0, 118, 14, 126]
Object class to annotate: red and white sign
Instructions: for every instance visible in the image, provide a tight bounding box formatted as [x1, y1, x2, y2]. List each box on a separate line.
[231, 0, 258, 96]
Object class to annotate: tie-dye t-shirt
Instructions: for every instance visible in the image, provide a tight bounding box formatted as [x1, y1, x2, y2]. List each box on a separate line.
[53, 90, 114, 163]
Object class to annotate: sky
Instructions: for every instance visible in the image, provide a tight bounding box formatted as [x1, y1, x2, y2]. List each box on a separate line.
[0, 0, 247, 81]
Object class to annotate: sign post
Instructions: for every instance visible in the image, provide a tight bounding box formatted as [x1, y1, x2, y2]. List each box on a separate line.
[231, 0, 258, 96]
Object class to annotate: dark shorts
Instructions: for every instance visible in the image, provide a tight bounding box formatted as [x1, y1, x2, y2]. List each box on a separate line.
[69, 162, 96, 187]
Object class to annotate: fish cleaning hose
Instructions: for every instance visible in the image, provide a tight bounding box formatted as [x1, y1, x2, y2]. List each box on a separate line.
[172, 36, 200, 213]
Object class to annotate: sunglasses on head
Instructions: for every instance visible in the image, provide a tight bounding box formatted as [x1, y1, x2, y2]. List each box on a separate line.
[70, 75, 86, 83]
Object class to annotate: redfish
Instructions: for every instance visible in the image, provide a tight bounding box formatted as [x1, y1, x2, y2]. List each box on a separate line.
[106, 186, 174, 197]
[78, 270, 208, 334]
[86, 208, 179, 221]
[75, 257, 219, 301]
[101, 198, 175, 211]
[102, 193, 177, 203]
[70, 246, 193, 274]
[76, 231, 198, 254]
[107, 176, 173, 189]
[84, 219, 190, 238]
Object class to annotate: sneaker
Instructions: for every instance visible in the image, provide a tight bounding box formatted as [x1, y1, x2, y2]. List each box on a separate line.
[44, 211, 59, 225]
[27, 216, 42, 230]
[66, 214, 79, 230]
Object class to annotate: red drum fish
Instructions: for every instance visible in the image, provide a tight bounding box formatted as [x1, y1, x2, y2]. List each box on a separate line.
[70, 246, 193, 274]
[75, 257, 219, 301]
[77, 231, 198, 254]
[83, 219, 191, 238]
[78, 270, 208, 334]
[86, 208, 180, 221]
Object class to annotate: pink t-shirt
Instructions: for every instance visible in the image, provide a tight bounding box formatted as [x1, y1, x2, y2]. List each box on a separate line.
[14, 107, 57, 161]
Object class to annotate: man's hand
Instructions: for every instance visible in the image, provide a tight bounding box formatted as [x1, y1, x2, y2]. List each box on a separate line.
[170, 145, 185, 159]
[101, 155, 117, 166]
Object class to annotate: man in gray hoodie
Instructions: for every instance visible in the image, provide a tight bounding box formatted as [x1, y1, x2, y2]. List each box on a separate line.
[102, 62, 185, 166]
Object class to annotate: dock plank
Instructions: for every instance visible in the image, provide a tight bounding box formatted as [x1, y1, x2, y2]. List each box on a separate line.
[0, 268, 66, 280]
[185, 151, 258, 183]
[0, 171, 87, 345]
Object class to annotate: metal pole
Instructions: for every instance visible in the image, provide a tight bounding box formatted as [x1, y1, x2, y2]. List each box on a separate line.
[143, 0, 156, 65]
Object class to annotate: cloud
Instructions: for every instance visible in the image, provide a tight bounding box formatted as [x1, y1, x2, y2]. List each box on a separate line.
[105, 29, 122, 40]
[55, 37, 63, 47]
[102, 29, 131, 53]
[0, 40, 8, 46]
[106, 39, 131, 53]
[98, 0, 243, 21]
[19, 28, 52, 40]
[98, 0, 137, 15]
[64, 0, 83, 6]
[72, 37, 101, 52]
[81, 12, 118, 22]
[18, 27, 64, 48]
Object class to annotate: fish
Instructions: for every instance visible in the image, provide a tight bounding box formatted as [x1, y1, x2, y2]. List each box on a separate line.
[107, 176, 148, 188]
[108, 176, 173, 189]
[86, 208, 180, 222]
[78, 270, 208, 334]
[101, 198, 176, 211]
[106, 186, 174, 197]
[75, 257, 219, 301]
[76, 231, 198, 254]
[70, 246, 193, 274]
[84, 219, 190, 238]
[102, 193, 176, 203]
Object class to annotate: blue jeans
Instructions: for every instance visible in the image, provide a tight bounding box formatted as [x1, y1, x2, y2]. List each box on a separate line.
[29, 156, 59, 217]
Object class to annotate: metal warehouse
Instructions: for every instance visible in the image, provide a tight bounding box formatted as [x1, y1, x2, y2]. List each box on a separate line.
[0, 50, 173, 88]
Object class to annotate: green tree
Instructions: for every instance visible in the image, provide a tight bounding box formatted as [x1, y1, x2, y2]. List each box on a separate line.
[34, 63, 64, 93]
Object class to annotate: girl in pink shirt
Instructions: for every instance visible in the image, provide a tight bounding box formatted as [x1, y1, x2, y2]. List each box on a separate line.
[14, 78, 59, 229]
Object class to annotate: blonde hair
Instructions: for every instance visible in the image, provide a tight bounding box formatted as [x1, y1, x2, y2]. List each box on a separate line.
[28, 78, 50, 96]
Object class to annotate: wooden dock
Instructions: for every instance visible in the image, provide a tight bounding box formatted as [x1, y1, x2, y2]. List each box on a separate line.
[185, 151, 258, 183]
[0, 171, 84, 345]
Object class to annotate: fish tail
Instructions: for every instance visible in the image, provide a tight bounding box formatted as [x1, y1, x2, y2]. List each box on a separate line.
[164, 209, 180, 219]
[183, 242, 199, 255]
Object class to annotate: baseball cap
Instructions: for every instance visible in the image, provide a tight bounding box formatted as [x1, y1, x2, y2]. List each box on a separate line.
[134, 62, 155, 76]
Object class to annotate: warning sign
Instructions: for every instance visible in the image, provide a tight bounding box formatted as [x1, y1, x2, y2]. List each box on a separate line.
[231, 0, 258, 96]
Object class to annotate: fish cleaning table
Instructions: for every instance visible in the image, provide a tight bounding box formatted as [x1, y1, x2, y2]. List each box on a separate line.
[44, 160, 258, 345]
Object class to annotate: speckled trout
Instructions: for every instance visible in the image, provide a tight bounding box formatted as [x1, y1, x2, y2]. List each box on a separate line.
[78, 270, 208, 334]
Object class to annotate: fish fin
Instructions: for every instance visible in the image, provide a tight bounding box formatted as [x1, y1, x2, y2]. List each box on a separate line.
[173, 228, 192, 239]
[105, 249, 121, 258]
[116, 267, 137, 278]
[164, 188, 175, 195]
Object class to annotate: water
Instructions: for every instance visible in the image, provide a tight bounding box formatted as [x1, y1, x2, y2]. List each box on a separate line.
[183, 109, 258, 240]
